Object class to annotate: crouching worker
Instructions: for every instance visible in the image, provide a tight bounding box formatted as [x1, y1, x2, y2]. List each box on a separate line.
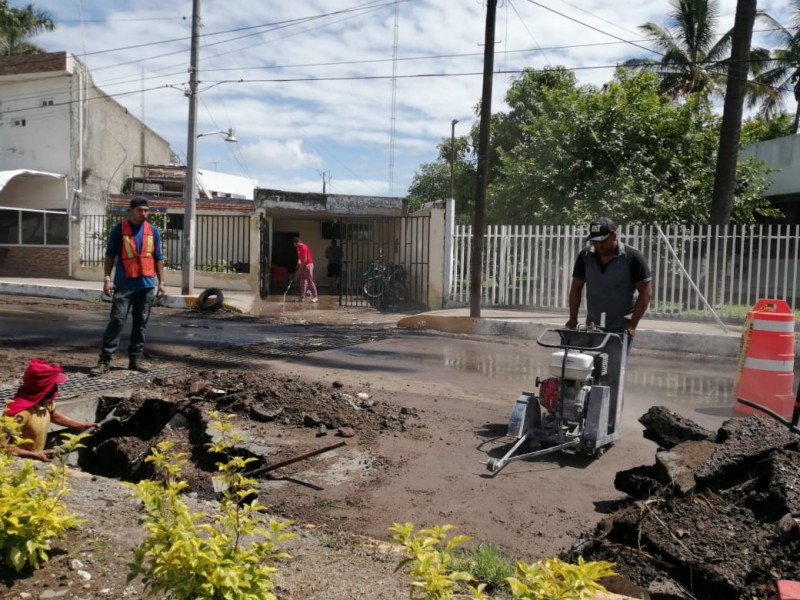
[2, 359, 97, 462]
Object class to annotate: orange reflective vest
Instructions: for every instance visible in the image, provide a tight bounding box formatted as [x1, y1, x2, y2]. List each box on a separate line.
[120, 220, 155, 278]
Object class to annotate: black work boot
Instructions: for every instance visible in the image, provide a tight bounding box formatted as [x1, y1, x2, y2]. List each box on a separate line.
[128, 357, 151, 373]
[90, 360, 111, 376]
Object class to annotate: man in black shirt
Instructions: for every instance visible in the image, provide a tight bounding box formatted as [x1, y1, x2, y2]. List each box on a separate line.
[566, 217, 652, 338]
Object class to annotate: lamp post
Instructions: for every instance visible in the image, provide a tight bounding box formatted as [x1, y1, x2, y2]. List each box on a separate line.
[181, 0, 201, 295]
[450, 119, 459, 200]
[182, 127, 237, 293]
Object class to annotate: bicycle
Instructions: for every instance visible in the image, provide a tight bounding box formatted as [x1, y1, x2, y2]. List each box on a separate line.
[362, 256, 407, 308]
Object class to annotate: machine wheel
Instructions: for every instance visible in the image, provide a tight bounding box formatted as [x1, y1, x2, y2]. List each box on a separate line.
[594, 443, 613, 458]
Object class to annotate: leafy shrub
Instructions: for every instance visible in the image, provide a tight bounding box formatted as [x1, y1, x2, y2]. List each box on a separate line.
[391, 522, 489, 599]
[0, 417, 84, 572]
[392, 522, 616, 600]
[126, 414, 295, 600]
[506, 556, 616, 599]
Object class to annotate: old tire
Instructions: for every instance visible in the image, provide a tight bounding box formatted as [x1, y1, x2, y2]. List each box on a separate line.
[196, 288, 224, 311]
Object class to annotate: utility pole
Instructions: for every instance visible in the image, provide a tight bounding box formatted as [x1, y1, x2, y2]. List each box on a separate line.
[470, 0, 497, 319]
[181, 0, 201, 295]
[450, 119, 459, 201]
[320, 170, 330, 194]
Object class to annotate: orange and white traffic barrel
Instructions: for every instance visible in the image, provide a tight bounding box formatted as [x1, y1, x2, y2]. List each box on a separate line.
[733, 299, 796, 419]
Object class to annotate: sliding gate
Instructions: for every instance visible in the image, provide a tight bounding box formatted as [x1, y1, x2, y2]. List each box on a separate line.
[338, 215, 430, 310]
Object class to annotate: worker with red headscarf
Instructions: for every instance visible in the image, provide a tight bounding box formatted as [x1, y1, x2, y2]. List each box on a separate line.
[2, 359, 97, 462]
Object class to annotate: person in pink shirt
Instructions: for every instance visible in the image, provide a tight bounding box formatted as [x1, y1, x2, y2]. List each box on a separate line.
[293, 236, 318, 302]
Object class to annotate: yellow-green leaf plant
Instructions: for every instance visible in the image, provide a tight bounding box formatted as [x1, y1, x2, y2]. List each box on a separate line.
[0, 416, 84, 572]
[391, 522, 490, 600]
[126, 413, 295, 600]
[506, 556, 617, 600]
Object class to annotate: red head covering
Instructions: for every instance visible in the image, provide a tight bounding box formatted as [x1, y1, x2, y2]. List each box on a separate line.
[3, 359, 68, 417]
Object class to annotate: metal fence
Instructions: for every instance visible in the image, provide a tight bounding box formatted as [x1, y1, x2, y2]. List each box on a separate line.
[80, 214, 251, 273]
[449, 223, 800, 322]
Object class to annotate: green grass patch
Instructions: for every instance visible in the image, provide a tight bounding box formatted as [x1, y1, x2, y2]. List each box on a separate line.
[452, 541, 516, 593]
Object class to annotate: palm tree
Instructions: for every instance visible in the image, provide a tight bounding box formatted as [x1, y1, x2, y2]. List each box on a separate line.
[639, 0, 732, 98]
[749, 0, 800, 133]
[0, 1, 55, 56]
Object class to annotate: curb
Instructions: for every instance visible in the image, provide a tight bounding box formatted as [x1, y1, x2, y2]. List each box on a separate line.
[0, 283, 245, 314]
[398, 313, 748, 358]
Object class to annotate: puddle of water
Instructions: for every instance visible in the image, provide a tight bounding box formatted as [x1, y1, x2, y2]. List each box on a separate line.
[436, 343, 797, 426]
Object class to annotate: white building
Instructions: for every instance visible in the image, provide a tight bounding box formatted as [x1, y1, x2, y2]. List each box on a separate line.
[0, 51, 172, 277]
[0, 51, 171, 214]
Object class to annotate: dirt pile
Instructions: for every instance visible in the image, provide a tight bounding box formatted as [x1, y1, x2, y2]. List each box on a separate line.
[72, 370, 416, 500]
[566, 407, 800, 600]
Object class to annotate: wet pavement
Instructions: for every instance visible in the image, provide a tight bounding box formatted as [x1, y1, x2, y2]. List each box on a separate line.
[0, 275, 778, 358]
[1, 275, 797, 428]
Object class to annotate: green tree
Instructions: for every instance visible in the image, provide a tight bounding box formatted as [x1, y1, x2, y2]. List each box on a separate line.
[741, 112, 794, 142]
[488, 68, 777, 225]
[638, 0, 732, 97]
[749, 1, 800, 133]
[0, 0, 55, 56]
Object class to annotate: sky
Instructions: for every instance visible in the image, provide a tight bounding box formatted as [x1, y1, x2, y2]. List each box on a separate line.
[28, 0, 794, 199]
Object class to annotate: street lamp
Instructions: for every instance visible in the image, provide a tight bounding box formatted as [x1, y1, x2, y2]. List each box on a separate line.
[450, 119, 459, 201]
[197, 128, 237, 143]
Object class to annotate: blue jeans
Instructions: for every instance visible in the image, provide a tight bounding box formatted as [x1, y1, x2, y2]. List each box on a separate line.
[98, 287, 156, 361]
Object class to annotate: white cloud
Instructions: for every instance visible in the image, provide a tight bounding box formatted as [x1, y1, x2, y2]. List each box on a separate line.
[27, 0, 797, 197]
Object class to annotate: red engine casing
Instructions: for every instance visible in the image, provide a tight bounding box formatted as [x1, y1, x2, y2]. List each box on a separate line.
[538, 377, 561, 413]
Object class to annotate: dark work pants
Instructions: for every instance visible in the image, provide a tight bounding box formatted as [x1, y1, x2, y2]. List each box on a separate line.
[98, 287, 156, 361]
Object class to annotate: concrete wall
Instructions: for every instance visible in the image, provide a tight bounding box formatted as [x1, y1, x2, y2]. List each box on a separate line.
[82, 84, 171, 212]
[0, 74, 72, 175]
[424, 207, 445, 309]
[741, 135, 800, 197]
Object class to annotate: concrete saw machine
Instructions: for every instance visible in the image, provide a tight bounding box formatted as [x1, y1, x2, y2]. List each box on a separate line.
[486, 327, 628, 474]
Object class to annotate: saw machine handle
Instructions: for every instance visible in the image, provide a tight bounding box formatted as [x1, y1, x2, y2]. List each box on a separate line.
[536, 327, 625, 351]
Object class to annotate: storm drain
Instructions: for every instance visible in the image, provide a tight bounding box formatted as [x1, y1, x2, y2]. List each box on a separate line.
[0, 331, 393, 401]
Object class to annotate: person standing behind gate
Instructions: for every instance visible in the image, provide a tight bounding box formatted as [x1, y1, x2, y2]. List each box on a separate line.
[90, 197, 166, 375]
[293, 236, 319, 303]
[565, 217, 652, 338]
[325, 239, 342, 294]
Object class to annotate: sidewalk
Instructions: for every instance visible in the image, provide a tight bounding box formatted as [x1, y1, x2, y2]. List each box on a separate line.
[0, 276, 765, 358]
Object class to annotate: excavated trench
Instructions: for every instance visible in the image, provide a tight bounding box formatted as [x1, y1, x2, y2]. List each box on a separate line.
[33, 330, 405, 499]
[63, 368, 415, 501]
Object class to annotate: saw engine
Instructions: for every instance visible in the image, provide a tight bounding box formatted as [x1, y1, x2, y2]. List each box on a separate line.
[536, 349, 607, 424]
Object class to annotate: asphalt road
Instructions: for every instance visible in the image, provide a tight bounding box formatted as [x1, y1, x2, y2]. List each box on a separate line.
[0, 295, 740, 561]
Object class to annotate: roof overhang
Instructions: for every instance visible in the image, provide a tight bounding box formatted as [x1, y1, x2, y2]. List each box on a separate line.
[0, 170, 69, 210]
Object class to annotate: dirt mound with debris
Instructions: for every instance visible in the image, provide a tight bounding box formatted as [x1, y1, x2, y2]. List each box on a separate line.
[71, 370, 415, 503]
[566, 407, 800, 600]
